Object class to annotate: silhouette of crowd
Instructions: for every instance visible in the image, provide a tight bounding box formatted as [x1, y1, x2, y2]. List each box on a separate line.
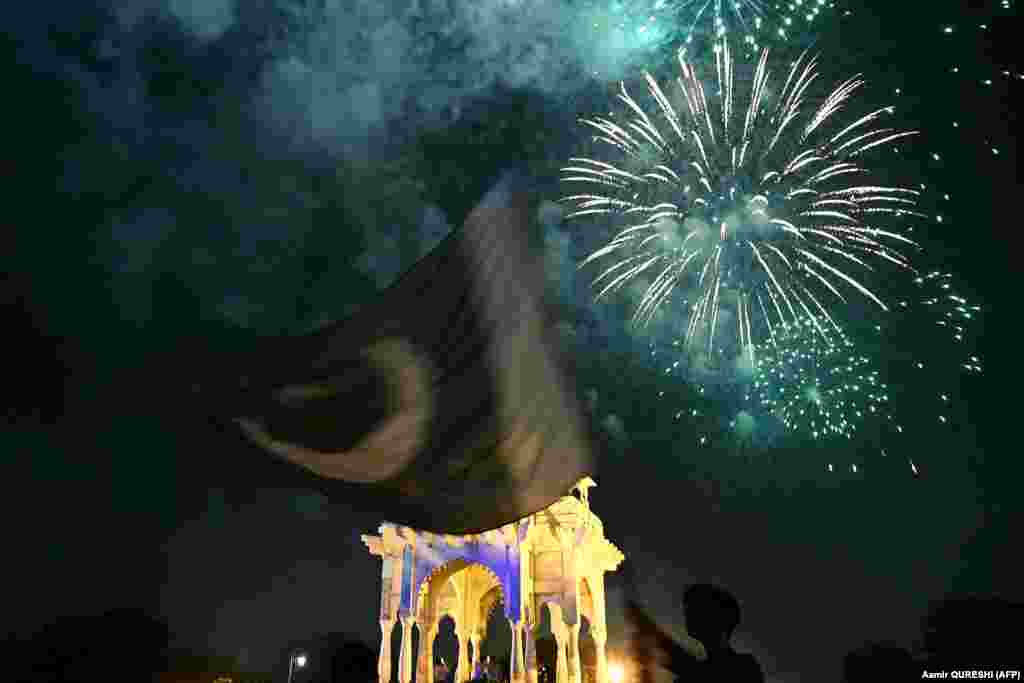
[618, 557, 1022, 683]
[7, 589, 1021, 682]
[841, 595, 1024, 682]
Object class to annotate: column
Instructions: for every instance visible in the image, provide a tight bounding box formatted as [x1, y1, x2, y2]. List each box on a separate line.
[552, 624, 569, 683]
[509, 620, 526, 683]
[455, 629, 471, 683]
[524, 622, 538, 683]
[555, 528, 580, 683]
[566, 622, 581, 683]
[417, 621, 437, 683]
[378, 618, 396, 683]
[399, 615, 416, 683]
[470, 631, 482, 679]
[591, 624, 608, 683]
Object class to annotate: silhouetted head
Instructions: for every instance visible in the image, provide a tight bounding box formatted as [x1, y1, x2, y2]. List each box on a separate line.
[683, 584, 742, 648]
[327, 633, 376, 681]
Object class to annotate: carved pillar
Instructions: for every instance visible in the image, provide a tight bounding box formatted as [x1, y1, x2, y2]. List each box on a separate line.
[524, 621, 538, 683]
[509, 619, 526, 683]
[378, 618, 396, 683]
[399, 616, 416, 683]
[455, 629, 471, 683]
[591, 624, 608, 683]
[469, 631, 482, 679]
[555, 525, 580, 676]
[566, 622, 581, 683]
[417, 621, 437, 683]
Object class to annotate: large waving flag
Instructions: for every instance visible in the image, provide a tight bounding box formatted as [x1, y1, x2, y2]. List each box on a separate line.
[204, 172, 594, 533]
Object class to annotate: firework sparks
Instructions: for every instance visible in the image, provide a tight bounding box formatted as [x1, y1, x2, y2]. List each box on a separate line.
[737, 271, 982, 472]
[667, 0, 832, 53]
[562, 42, 926, 359]
[655, 0, 839, 57]
[749, 317, 891, 442]
[891, 270, 984, 373]
[864, 269, 984, 437]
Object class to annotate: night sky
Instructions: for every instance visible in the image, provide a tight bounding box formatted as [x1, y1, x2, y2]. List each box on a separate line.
[5, 1, 1019, 681]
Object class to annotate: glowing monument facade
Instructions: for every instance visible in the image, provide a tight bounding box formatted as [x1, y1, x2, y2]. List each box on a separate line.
[362, 478, 624, 683]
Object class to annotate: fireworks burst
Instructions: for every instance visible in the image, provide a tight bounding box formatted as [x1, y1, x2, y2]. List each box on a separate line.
[749, 317, 891, 442]
[738, 271, 983, 474]
[562, 42, 928, 362]
[569, 0, 834, 79]
[667, 0, 833, 53]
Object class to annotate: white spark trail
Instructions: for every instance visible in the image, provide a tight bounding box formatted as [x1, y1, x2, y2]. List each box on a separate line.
[562, 41, 925, 354]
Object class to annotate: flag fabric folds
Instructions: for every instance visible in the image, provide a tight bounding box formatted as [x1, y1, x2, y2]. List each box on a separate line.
[209, 172, 594, 534]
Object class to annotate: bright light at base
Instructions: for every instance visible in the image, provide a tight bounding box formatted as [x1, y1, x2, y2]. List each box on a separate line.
[295, 654, 308, 668]
[609, 661, 625, 683]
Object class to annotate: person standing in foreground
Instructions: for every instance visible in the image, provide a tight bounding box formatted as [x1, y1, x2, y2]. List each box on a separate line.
[626, 582, 764, 682]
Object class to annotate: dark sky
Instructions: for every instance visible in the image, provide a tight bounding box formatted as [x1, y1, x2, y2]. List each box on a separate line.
[4, 1, 1019, 681]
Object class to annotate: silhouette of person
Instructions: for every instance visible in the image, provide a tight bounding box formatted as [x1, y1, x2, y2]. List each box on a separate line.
[626, 582, 764, 683]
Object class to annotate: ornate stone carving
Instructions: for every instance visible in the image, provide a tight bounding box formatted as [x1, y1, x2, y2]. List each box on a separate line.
[364, 479, 623, 683]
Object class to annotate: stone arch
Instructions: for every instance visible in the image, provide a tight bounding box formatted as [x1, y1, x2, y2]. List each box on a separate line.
[533, 601, 563, 683]
[363, 479, 624, 683]
[433, 578, 458, 623]
[539, 600, 563, 630]
[418, 558, 470, 611]
[416, 558, 505, 622]
[412, 557, 506, 682]
[478, 585, 504, 619]
[478, 590, 514, 679]
[434, 614, 459, 678]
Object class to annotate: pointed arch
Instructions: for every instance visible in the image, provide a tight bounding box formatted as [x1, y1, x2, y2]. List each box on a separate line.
[418, 558, 471, 608]
[478, 584, 506, 630]
[363, 479, 623, 683]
